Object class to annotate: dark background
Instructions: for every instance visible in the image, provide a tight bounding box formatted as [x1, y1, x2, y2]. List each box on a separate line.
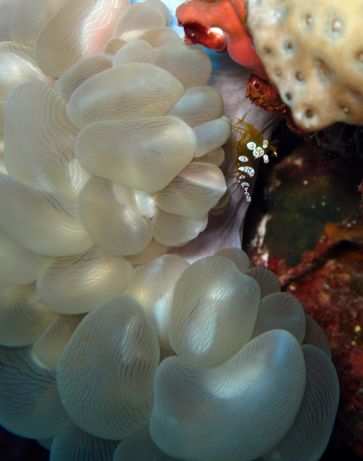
[0, 426, 362, 460]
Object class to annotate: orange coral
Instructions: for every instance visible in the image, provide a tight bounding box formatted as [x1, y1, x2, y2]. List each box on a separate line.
[176, 0, 267, 78]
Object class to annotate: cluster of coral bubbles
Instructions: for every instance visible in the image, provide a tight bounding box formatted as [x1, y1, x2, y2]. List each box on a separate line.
[0, 0, 339, 460]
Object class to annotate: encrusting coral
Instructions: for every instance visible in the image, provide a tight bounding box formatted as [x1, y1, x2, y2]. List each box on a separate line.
[0, 0, 340, 460]
[176, 0, 363, 131]
[246, 0, 363, 131]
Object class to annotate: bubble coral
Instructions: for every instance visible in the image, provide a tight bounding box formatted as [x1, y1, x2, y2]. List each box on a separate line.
[0, 0, 340, 460]
[176, 0, 363, 131]
[148, 253, 339, 461]
[0, 0, 231, 268]
[0, 252, 340, 460]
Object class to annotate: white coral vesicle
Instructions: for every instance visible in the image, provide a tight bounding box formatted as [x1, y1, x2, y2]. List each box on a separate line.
[57, 294, 160, 440]
[150, 329, 307, 461]
[169, 255, 261, 367]
[50, 425, 119, 461]
[75, 116, 196, 192]
[67, 63, 185, 127]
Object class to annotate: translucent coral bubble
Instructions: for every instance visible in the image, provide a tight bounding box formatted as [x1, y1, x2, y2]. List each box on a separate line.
[38, 438, 53, 450]
[0, 42, 49, 101]
[155, 162, 227, 218]
[303, 314, 332, 358]
[115, 1, 167, 42]
[153, 208, 208, 247]
[55, 54, 113, 101]
[155, 43, 212, 88]
[37, 247, 133, 314]
[252, 292, 306, 342]
[215, 247, 250, 272]
[196, 147, 225, 167]
[113, 429, 177, 461]
[4, 81, 86, 197]
[0, 347, 69, 439]
[193, 116, 231, 157]
[246, 266, 281, 297]
[265, 345, 339, 461]
[10, 0, 66, 47]
[0, 156, 6, 174]
[169, 255, 260, 366]
[126, 239, 168, 266]
[0, 173, 93, 257]
[143, 0, 170, 22]
[36, 0, 130, 77]
[67, 63, 184, 128]
[57, 294, 160, 439]
[105, 37, 126, 54]
[113, 39, 156, 66]
[0, 282, 56, 347]
[32, 315, 83, 371]
[0, 0, 20, 41]
[133, 189, 156, 219]
[210, 189, 231, 215]
[78, 177, 153, 256]
[50, 425, 118, 461]
[0, 101, 4, 149]
[127, 254, 189, 348]
[0, 232, 52, 284]
[167, 86, 223, 127]
[150, 330, 306, 461]
[75, 116, 195, 193]
[140, 27, 181, 48]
